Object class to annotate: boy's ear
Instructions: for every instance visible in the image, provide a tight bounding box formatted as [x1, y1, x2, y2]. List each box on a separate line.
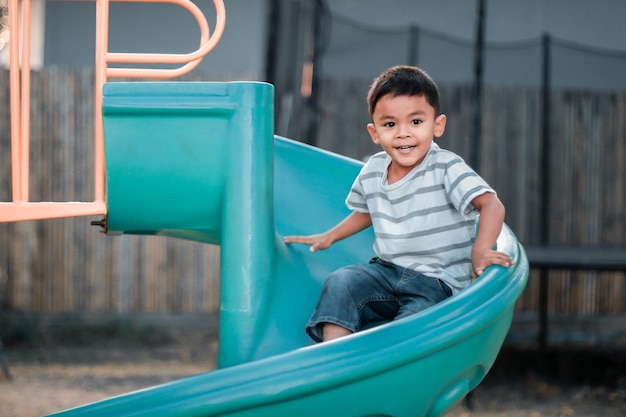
[367, 123, 380, 144]
[434, 114, 447, 138]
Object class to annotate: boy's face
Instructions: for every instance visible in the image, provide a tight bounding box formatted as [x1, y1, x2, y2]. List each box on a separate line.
[367, 93, 446, 181]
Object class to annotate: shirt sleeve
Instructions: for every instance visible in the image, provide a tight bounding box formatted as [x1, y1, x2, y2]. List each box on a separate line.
[444, 157, 495, 216]
[345, 158, 375, 213]
[345, 172, 369, 212]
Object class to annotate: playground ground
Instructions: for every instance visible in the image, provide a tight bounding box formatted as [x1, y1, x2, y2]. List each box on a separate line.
[1, 329, 625, 417]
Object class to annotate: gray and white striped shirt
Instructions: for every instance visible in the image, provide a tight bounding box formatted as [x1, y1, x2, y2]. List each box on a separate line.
[346, 143, 494, 293]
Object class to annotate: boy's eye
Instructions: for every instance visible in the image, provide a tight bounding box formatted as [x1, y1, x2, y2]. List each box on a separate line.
[384, 121, 395, 128]
[412, 119, 422, 125]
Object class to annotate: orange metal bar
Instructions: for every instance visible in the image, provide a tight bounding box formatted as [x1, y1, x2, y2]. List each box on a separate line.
[105, 0, 225, 79]
[9, 0, 22, 203]
[0, 202, 109, 222]
[94, 0, 110, 204]
[19, 0, 31, 202]
[1, 0, 226, 223]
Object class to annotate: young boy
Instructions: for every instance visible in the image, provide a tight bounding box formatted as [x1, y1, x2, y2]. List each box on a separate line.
[284, 65, 513, 343]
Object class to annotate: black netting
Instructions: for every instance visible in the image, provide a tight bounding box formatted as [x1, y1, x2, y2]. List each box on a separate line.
[551, 39, 626, 91]
[322, 15, 409, 80]
[484, 40, 542, 87]
[318, 10, 626, 91]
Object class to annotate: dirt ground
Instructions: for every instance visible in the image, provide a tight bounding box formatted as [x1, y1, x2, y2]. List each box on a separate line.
[1, 332, 625, 417]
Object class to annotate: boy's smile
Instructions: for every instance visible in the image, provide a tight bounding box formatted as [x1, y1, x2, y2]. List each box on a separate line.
[367, 94, 446, 184]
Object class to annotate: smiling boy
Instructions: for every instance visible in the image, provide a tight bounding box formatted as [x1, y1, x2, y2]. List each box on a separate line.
[284, 65, 513, 342]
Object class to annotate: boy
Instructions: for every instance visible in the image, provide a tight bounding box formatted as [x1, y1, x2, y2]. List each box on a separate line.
[284, 66, 513, 342]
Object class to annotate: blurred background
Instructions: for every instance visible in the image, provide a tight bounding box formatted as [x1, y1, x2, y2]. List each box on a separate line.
[0, 0, 625, 403]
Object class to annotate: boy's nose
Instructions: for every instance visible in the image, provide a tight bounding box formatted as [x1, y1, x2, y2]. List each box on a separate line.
[396, 127, 410, 138]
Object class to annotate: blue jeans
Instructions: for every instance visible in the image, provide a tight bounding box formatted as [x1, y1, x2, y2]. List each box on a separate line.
[306, 257, 453, 342]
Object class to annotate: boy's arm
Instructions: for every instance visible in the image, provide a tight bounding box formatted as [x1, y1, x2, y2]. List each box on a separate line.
[284, 211, 372, 253]
[470, 192, 514, 280]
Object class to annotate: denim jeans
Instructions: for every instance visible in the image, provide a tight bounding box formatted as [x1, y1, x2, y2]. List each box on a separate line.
[306, 257, 453, 342]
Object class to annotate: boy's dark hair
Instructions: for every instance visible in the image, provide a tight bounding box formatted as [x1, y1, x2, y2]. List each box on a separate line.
[367, 66, 441, 118]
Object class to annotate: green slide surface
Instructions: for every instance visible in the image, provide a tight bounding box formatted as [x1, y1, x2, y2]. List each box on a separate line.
[47, 81, 528, 417]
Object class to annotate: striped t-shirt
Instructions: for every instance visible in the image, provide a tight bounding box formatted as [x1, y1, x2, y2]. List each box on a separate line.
[346, 142, 494, 293]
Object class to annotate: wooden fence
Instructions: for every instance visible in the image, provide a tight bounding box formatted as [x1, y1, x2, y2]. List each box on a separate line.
[1, 69, 625, 319]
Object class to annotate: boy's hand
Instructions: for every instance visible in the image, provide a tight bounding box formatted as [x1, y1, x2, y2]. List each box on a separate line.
[284, 234, 333, 253]
[283, 211, 371, 253]
[471, 247, 514, 280]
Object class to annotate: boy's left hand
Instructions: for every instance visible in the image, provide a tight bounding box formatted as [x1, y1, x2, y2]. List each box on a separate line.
[471, 248, 514, 280]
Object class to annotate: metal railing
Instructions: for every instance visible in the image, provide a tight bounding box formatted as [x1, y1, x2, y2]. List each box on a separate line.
[0, 0, 225, 222]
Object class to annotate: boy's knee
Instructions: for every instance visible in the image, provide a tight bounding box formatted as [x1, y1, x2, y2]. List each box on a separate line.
[325, 267, 359, 292]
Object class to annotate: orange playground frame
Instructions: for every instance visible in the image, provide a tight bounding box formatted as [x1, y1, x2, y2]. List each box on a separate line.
[1, 0, 225, 222]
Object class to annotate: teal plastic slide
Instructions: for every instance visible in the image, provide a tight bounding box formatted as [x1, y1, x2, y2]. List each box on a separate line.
[48, 81, 528, 417]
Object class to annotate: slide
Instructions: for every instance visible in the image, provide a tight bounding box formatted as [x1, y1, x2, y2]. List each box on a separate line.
[47, 81, 528, 417]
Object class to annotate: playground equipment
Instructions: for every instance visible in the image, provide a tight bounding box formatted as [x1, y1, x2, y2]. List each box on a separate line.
[2, 0, 225, 222]
[3, 1, 529, 416]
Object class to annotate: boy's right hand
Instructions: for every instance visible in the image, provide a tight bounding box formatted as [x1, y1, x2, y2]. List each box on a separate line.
[284, 211, 370, 253]
[283, 234, 332, 253]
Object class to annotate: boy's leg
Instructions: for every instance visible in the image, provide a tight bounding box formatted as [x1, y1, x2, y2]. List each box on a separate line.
[322, 323, 353, 341]
[306, 259, 399, 342]
[395, 271, 453, 320]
